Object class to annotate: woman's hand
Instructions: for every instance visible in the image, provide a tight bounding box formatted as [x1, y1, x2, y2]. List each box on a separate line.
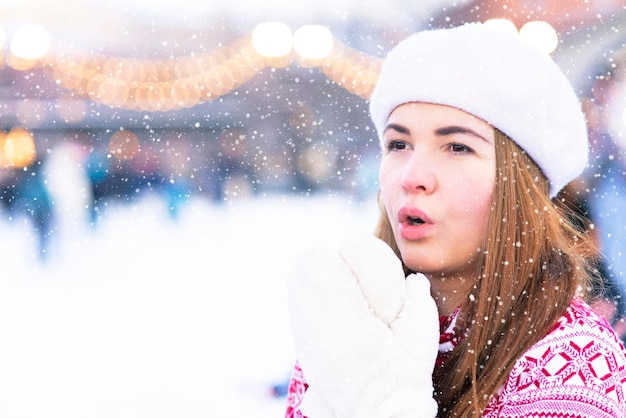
[287, 235, 439, 417]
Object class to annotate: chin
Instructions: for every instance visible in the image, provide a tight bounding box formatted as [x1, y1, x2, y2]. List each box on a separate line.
[400, 257, 432, 275]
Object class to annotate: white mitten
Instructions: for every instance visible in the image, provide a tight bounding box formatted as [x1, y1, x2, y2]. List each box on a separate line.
[287, 235, 439, 417]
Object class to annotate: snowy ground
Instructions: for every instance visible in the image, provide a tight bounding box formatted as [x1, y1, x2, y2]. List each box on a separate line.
[0, 192, 378, 417]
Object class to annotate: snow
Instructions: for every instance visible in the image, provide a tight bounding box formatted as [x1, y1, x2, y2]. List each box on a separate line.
[0, 192, 378, 417]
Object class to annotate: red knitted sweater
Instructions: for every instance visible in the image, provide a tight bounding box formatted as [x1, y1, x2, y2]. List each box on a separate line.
[285, 299, 626, 417]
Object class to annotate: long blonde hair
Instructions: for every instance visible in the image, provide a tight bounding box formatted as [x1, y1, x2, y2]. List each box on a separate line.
[374, 129, 597, 416]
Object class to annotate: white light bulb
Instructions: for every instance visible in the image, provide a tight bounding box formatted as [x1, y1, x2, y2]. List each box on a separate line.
[10, 24, 50, 59]
[293, 25, 333, 60]
[252, 22, 293, 58]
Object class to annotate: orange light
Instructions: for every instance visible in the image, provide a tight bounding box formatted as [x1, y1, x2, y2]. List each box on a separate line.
[109, 130, 139, 160]
[0, 127, 36, 168]
[7, 53, 38, 71]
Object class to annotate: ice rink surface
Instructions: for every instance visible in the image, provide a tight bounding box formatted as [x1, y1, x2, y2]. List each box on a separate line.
[0, 193, 378, 417]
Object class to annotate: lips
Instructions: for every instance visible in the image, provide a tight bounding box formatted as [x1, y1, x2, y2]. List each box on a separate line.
[398, 206, 431, 224]
[407, 216, 425, 225]
[397, 206, 432, 240]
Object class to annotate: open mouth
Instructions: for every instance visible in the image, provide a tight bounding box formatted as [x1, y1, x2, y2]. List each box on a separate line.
[408, 216, 425, 225]
[398, 207, 430, 227]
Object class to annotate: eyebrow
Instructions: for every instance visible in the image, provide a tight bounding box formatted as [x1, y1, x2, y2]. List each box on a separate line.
[383, 123, 410, 135]
[383, 123, 490, 143]
[435, 126, 490, 143]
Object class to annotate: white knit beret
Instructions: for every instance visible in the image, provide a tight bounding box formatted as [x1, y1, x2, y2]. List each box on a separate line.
[369, 23, 589, 197]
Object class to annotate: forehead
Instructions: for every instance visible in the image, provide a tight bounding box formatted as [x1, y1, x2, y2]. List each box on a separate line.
[386, 102, 494, 139]
[388, 102, 484, 122]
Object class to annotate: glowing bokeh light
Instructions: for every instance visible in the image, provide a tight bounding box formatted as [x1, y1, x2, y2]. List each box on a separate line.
[46, 28, 380, 108]
[251, 21, 292, 58]
[293, 25, 333, 60]
[10, 24, 50, 59]
[0, 127, 36, 168]
[519, 21, 559, 54]
[109, 130, 139, 160]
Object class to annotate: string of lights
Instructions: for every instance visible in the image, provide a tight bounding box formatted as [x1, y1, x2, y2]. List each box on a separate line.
[3, 19, 561, 111]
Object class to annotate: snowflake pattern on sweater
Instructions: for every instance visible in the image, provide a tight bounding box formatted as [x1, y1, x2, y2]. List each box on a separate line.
[285, 299, 626, 417]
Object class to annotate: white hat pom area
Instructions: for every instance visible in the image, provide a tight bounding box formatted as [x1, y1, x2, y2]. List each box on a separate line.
[369, 23, 589, 197]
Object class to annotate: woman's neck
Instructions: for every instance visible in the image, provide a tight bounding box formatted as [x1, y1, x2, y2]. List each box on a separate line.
[426, 274, 475, 317]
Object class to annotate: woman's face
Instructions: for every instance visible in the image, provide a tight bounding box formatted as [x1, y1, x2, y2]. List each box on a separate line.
[379, 102, 496, 278]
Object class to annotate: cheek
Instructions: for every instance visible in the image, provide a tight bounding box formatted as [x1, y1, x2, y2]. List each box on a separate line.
[378, 158, 387, 186]
[378, 156, 402, 190]
[378, 162, 398, 225]
[458, 181, 494, 231]
[476, 191, 494, 230]
[378, 162, 398, 203]
[378, 161, 391, 197]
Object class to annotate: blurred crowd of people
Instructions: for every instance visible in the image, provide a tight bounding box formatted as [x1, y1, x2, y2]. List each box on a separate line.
[0, 120, 380, 259]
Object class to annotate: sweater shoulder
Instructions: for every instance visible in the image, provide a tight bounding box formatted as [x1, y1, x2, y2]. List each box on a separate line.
[545, 299, 625, 348]
[484, 299, 626, 417]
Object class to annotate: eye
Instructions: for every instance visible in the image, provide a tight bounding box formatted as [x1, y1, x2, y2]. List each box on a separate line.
[449, 143, 473, 154]
[387, 140, 410, 151]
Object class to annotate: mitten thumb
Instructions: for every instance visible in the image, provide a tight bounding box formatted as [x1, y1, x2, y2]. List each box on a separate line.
[393, 273, 440, 373]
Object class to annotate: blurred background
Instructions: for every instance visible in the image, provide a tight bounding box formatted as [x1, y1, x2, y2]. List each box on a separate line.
[0, 0, 625, 416]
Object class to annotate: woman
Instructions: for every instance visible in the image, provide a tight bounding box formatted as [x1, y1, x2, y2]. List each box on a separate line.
[285, 23, 626, 417]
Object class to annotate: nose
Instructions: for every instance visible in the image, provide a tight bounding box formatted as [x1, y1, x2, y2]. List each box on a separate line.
[400, 152, 436, 193]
